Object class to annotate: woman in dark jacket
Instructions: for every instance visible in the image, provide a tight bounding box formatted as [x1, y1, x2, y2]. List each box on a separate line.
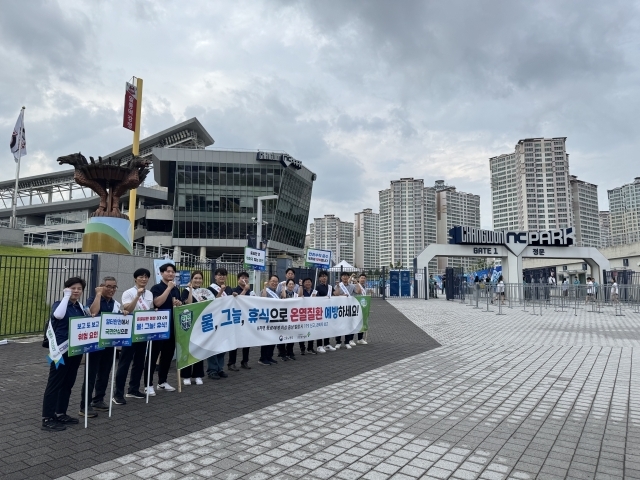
[41, 277, 87, 431]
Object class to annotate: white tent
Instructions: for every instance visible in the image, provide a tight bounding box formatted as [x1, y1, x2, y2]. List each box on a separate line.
[329, 260, 360, 272]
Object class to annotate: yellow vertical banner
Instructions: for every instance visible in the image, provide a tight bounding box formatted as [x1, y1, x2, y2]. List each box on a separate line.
[129, 77, 143, 241]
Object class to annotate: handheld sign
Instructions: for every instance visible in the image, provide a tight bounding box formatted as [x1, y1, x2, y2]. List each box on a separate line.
[132, 310, 171, 342]
[244, 247, 266, 271]
[68, 316, 103, 356]
[305, 248, 331, 269]
[99, 313, 133, 348]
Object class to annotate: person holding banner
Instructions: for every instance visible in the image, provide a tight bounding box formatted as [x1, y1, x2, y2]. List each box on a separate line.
[80, 277, 122, 417]
[333, 271, 358, 349]
[355, 273, 369, 345]
[145, 263, 182, 394]
[228, 271, 253, 371]
[41, 277, 88, 431]
[206, 267, 234, 380]
[276, 268, 300, 296]
[315, 270, 336, 353]
[180, 271, 211, 384]
[297, 277, 317, 355]
[277, 279, 298, 361]
[258, 275, 280, 365]
[113, 268, 154, 404]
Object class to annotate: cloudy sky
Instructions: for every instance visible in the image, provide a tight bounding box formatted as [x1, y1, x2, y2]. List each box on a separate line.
[2, 0, 639, 230]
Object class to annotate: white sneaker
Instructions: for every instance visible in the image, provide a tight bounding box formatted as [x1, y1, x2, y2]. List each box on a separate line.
[195, 377, 204, 385]
[348, 340, 357, 347]
[326, 345, 336, 351]
[345, 344, 352, 349]
[144, 386, 156, 396]
[183, 378, 191, 386]
[357, 339, 368, 345]
[335, 344, 342, 350]
[157, 382, 176, 392]
[317, 346, 326, 353]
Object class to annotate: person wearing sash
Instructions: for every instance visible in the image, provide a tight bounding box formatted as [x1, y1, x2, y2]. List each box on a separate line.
[80, 276, 122, 417]
[41, 277, 87, 431]
[180, 271, 211, 385]
[113, 268, 154, 405]
[315, 270, 335, 353]
[258, 275, 280, 365]
[297, 277, 317, 355]
[333, 271, 358, 349]
[228, 271, 253, 371]
[206, 267, 234, 380]
[146, 263, 182, 394]
[278, 279, 298, 361]
[355, 273, 368, 345]
[276, 267, 300, 296]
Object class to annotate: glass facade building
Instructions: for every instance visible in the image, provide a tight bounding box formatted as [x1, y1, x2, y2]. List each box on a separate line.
[152, 148, 315, 258]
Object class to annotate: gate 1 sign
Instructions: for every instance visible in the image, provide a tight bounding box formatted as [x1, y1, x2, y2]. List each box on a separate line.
[68, 316, 103, 356]
[132, 310, 171, 342]
[244, 247, 266, 271]
[99, 313, 133, 348]
[305, 248, 331, 269]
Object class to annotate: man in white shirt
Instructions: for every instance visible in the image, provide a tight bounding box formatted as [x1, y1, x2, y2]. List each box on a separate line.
[355, 273, 368, 345]
[611, 279, 619, 303]
[334, 272, 358, 349]
[585, 277, 594, 304]
[113, 268, 154, 404]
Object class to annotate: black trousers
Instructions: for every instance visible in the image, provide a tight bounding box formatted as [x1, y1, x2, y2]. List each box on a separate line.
[144, 334, 176, 386]
[228, 348, 250, 365]
[317, 338, 330, 347]
[299, 341, 315, 352]
[42, 352, 82, 418]
[80, 347, 114, 407]
[277, 343, 294, 356]
[335, 334, 354, 345]
[357, 332, 364, 340]
[181, 361, 205, 378]
[260, 344, 276, 362]
[115, 342, 147, 397]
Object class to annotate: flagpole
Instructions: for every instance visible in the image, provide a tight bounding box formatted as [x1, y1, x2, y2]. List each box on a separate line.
[11, 107, 25, 229]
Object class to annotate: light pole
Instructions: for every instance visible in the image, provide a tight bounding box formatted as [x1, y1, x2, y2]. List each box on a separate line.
[255, 195, 278, 290]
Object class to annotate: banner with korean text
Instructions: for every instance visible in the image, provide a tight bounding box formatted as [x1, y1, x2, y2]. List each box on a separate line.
[173, 295, 364, 369]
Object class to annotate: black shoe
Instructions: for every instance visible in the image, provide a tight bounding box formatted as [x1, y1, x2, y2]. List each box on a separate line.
[218, 371, 229, 378]
[228, 364, 240, 372]
[287, 355, 296, 361]
[208, 372, 221, 380]
[258, 360, 271, 366]
[55, 414, 79, 424]
[300, 350, 306, 355]
[307, 349, 317, 355]
[79, 406, 98, 418]
[125, 391, 145, 399]
[112, 396, 127, 405]
[42, 417, 66, 431]
[91, 401, 109, 412]
[279, 356, 288, 362]
[241, 362, 251, 369]
[268, 358, 278, 364]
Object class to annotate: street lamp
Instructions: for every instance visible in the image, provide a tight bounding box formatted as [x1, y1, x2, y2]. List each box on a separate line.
[255, 195, 278, 290]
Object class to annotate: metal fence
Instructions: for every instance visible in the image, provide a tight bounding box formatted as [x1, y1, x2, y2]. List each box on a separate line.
[0, 255, 97, 337]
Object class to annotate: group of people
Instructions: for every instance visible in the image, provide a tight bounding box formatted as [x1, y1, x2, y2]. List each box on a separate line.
[40, 265, 370, 431]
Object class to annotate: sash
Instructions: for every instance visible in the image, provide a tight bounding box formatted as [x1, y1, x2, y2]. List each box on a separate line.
[339, 282, 350, 296]
[47, 301, 84, 368]
[266, 288, 279, 299]
[136, 294, 150, 311]
[210, 284, 227, 296]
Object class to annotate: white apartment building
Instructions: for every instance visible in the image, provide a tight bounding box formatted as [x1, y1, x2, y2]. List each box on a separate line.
[309, 214, 354, 265]
[569, 175, 600, 247]
[354, 208, 380, 271]
[608, 177, 640, 246]
[490, 137, 573, 231]
[434, 180, 481, 271]
[379, 178, 437, 270]
[599, 211, 611, 248]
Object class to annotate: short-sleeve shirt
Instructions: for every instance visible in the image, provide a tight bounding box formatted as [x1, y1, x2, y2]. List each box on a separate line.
[121, 287, 154, 311]
[315, 283, 332, 297]
[208, 284, 234, 297]
[336, 283, 358, 296]
[233, 286, 254, 296]
[276, 281, 300, 296]
[150, 282, 181, 312]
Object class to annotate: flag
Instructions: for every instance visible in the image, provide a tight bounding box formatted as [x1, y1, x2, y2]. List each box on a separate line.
[123, 82, 137, 131]
[9, 109, 26, 162]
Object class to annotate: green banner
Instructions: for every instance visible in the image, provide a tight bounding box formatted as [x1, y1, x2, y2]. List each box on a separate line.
[174, 300, 213, 371]
[355, 295, 371, 332]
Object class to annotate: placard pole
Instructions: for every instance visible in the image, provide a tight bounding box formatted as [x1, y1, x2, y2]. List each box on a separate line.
[177, 366, 182, 393]
[108, 348, 116, 417]
[84, 354, 89, 429]
[146, 341, 153, 404]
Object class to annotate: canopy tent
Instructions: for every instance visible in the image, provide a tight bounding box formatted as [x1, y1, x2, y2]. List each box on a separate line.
[328, 260, 360, 272]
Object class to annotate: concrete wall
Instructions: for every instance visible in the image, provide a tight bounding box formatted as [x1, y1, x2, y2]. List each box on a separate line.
[0, 227, 24, 247]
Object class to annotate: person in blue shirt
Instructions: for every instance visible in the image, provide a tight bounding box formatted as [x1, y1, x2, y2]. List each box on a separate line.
[41, 277, 87, 431]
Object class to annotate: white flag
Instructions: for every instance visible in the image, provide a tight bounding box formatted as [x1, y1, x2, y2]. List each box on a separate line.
[9, 109, 26, 162]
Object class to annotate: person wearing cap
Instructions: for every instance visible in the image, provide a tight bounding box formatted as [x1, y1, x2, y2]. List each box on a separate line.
[227, 271, 253, 371]
[113, 268, 154, 405]
[333, 271, 358, 349]
[315, 270, 335, 353]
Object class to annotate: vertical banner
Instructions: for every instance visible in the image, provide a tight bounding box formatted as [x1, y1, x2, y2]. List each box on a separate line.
[389, 271, 400, 297]
[400, 270, 411, 297]
[99, 313, 133, 348]
[68, 316, 103, 356]
[355, 295, 371, 332]
[132, 310, 171, 342]
[123, 82, 138, 131]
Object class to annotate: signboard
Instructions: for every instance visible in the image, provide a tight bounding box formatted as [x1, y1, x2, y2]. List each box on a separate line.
[123, 82, 138, 131]
[414, 273, 423, 281]
[99, 313, 133, 348]
[178, 270, 191, 287]
[68, 316, 103, 356]
[132, 310, 171, 342]
[400, 270, 411, 297]
[305, 248, 332, 269]
[243, 247, 266, 271]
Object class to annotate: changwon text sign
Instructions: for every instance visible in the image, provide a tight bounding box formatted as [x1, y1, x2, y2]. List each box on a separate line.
[68, 316, 103, 356]
[305, 248, 332, 268]
[132, 310, 171, 342]
[99, 313, 133, 348]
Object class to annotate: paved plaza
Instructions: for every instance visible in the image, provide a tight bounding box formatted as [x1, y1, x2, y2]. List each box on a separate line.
[2, 297, 639, 480]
